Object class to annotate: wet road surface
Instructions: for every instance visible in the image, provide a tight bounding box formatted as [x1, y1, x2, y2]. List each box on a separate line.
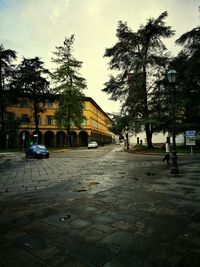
[0, 145, 200, 266]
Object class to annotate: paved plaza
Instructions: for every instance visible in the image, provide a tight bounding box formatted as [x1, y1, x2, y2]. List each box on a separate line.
[0, 146, 200, 266]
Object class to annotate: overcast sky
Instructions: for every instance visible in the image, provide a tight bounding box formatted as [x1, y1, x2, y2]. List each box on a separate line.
[0, 0, 199, 114]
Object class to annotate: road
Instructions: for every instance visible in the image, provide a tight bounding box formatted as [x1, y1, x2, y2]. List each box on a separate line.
[0, 144, 200, 266]
[0, 144, 161, 195]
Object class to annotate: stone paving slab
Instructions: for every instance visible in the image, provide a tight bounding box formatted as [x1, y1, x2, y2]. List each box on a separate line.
[103, 252, 154, 267]
[0, 152, 200, 266]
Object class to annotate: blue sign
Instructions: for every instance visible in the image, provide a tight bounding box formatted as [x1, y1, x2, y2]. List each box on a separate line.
[185, 130, 196, 137]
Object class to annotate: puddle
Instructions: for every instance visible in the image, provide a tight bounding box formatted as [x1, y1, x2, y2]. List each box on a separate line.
[87, 182, 100, 186]
[59, 215, 71, 221]
[146, 172, 156, 176]
[74, 188, 88, 192]
[74, 181, 100, 192]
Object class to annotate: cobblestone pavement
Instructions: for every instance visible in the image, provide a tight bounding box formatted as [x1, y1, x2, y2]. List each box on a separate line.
[0, 146, 200, 266]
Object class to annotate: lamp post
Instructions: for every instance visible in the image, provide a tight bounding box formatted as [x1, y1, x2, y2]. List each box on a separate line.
[33, 134, 38, 144]
[167, 69, 179, 174]
[6, 134, 9, 151]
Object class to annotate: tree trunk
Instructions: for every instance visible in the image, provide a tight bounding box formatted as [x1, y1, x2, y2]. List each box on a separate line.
[142, 68, 153, 148]
[145, 124, 153, 148]
[33, 94, 40, 144]
[34, 97, 39, 133]
[66, 125, 71, 147]
[0, 64, 6, 148]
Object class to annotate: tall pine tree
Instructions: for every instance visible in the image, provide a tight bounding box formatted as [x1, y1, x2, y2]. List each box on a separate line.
[103, 12, 174, 147]
[14, 57, 51, 139]
[0, 44, 17, 148]
[52, 35, 87, 146]
[173, 26, 200, 131]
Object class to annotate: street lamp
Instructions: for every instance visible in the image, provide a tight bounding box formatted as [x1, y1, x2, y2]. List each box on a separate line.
[33, 134, 38, 144]
[167, 69, 179, 174]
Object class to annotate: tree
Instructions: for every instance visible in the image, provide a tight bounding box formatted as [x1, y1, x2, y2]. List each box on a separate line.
[4, 112, 21, 148]
[109, 113, 129, 135]
[14, 57, 51, 137]
[103, 12, 174, 147]
[173, 26, 200, 131]
[52, 35, 87, 146]
[0, 44, 17, 148]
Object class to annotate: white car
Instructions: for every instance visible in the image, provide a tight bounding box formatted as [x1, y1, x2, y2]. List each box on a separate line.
[88, 141, 98, 149]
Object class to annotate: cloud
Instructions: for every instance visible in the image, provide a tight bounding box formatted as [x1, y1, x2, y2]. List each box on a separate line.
[0, 0, 199, 113]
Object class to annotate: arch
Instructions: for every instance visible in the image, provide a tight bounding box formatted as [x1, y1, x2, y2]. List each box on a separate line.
[70, 131, 77, 147]
[98, 133, 102, 145]
[56, 131, 66, 147]
[32, 131, 42, 144]
[90, 131, 98, 143]
[44, 131, 55, 147]
[79, 131, 88, 146]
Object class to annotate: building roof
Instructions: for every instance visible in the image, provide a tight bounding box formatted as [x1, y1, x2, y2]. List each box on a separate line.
[83, 96, 113, 122]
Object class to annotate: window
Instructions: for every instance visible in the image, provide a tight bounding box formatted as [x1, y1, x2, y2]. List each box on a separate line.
[46, 116, 53, 125]
[45, 99, 52, 108]
[21, 114, 29, 124]
[37, 116, 41, 125]
[93, 120, 97, 128]
[90, 118, 97, 128]
[20, 99, 29, 107]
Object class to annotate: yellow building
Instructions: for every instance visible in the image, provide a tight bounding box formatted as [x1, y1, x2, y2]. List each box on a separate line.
[7, 96, 113, 147]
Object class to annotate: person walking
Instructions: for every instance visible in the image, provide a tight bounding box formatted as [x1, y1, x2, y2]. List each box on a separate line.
[162, 139, 170, 164]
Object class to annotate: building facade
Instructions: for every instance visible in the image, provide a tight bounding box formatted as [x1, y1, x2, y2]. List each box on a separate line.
[7, 96, 113, 147]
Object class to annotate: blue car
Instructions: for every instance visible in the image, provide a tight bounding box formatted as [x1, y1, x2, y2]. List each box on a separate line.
[25, 144, 49, 159]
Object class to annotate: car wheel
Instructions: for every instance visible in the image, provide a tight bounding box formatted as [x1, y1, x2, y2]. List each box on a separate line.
[46, 154, 49, 158]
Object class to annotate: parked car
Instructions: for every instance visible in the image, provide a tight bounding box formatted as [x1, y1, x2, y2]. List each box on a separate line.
[88, 141, 98, 149]
[25, 144, 49, 159]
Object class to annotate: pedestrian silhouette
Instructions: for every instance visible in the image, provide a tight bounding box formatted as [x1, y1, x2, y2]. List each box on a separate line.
[162, 139, 170, 164]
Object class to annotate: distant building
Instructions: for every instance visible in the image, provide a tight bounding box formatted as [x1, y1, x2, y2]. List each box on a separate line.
[7, 96, 113, 147]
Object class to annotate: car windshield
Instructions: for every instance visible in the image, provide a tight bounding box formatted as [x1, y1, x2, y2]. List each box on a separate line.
[33, 145, 46, 150]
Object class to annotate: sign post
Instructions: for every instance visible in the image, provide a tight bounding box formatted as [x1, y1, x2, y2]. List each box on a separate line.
[185, 130, 196, 155]
[22, 131, 26, 150]
[6, 134, 9, 151]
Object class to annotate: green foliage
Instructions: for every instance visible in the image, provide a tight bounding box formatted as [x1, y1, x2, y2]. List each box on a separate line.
[0, 44, 17, 148]
[13, 57, 51, 134]
[52, 35, 87, 146]
[14, 57, 50, 98]
[0, 112, 21, 148]
[110, 113, 128, 134]
[5, 112, 21, 147]
[103, 12, 174, 147]
[172, 26, 200, 131]
[54, 87, 85, 129]
[52, 35, 86, 92]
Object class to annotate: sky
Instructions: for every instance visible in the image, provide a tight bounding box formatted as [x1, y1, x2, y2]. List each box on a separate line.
[0, 0, 199, 114]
